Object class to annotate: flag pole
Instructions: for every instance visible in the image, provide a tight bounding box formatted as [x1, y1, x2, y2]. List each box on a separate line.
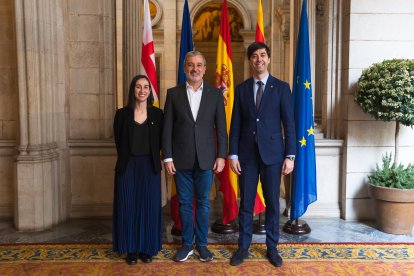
[283, 219, 311, 235]
[252, 0, 266, 235]
[253, 214, 266, 234]
[282, 175, 311, 235]
[211, 0, 238, 234]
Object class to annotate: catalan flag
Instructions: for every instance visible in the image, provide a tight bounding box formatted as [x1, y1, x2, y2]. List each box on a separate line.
[140, 0, 159, 106]
[253, 0, 266, 216]
[290, 0, 317, 221]
[215, 0, 238, 224]
[255, 0, 265, 42]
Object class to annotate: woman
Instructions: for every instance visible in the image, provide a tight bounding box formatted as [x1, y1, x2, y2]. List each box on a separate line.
[112, 75, 163, 265]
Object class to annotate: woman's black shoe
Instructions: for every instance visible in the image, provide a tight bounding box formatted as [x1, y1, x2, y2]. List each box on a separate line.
[139, 253, 152, 263]
[126, 253, 138, 265]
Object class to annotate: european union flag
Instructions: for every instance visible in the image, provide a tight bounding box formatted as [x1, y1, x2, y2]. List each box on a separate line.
[177, 0, 193, 85]
[290, 0, 317, 221]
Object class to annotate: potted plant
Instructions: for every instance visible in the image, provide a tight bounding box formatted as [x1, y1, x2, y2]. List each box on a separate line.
[355, 59, 414, 234]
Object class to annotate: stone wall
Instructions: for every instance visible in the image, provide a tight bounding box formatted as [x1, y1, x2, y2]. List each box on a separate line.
[342, 0, 414, 219]
[67, 0, 117, 217]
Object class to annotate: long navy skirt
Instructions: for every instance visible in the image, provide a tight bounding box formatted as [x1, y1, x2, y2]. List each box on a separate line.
[112, 155, 162, 256]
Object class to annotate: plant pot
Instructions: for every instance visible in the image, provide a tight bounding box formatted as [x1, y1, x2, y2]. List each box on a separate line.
[368, 183, 414, 235]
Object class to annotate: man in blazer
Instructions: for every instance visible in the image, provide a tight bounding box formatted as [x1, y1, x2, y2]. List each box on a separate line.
[163, 51, 227, 262]
[229, 42, 296, 267]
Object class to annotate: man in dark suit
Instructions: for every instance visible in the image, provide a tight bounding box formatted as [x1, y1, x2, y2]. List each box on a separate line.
[163, 51, 227, 262]
[229, 42, 296, 267]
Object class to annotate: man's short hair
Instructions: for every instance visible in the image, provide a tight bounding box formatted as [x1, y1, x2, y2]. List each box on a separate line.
[184, 50, 207, 66]
[247, 42, 271, 59]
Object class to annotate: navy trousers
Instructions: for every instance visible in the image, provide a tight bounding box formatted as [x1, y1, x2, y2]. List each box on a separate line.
[238, 148, 283, 249]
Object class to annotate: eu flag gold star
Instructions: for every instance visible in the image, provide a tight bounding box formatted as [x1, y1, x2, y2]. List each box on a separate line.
[304, 80, 311, 90]
[299, 137, 307, 147]
[307, 126, 314, 136]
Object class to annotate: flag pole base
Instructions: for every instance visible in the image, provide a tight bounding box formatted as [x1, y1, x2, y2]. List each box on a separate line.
[282, 219, 311, 235]
[253, 213, 266, 235]
[170, 226, 182, 236]
[211, 219, 238, 234]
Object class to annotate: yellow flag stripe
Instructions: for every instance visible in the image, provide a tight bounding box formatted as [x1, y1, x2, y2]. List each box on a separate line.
[216, 35, 238, 197]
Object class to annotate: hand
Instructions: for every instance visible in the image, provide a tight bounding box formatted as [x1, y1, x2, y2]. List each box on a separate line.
[213, 158, 225, 173]
[230, 159, 241, 175]
[282, 159, 294, 175]
[164, 161, 176, 175]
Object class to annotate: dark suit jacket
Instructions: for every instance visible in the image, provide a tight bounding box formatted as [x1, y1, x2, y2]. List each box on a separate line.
[113, 106, 163, 173]
[229, 75, 296, 165]
[162, 83, 227, 170]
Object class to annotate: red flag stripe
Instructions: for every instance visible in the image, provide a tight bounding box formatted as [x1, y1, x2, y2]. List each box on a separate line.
[141, 42, 159, 98]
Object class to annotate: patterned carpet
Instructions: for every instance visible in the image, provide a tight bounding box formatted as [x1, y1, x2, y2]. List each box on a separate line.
[1, 243, 414, 275]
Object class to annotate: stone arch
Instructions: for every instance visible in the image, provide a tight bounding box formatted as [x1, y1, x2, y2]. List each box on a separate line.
[188, 0, 250, 96]
[190, 0, 252, 33]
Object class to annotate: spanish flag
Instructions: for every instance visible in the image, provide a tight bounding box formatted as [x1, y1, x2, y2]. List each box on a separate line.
[253, 0, 266, 215]
[215, 0, 238, 224]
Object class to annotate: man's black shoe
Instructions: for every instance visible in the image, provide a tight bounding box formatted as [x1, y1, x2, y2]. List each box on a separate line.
[138, 253, 152, 263]
[195, 245, 214, 262]
[266, 248, 283, 267]
[126, 252, 138, 265]
[173, 244, 194, 262]
[230, 247, 249, 266]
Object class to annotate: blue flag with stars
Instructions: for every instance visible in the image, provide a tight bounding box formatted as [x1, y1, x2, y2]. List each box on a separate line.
[290, 0, 317, 221]
[177, 0, 193, 85]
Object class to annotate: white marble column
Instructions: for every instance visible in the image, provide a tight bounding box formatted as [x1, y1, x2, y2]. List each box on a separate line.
[273, 0, 290, 82]
[161, 0, 177, 108]
[14, 0, 69, 231]
[322, 0, 344, 139]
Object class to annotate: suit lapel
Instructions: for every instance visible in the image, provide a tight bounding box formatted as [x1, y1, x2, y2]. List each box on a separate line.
[197, 83, 210, 123]
[245, 78, 256, 115]
[257, 75, 275, 114]
[178, 85, 195, 122]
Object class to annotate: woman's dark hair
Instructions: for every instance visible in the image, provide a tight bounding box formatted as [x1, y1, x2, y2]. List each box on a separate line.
[246, 42, 271, 59]
[126, 74, 154, 109]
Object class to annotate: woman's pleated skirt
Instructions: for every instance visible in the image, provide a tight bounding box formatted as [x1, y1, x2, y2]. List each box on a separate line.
[112, 155, 162, 256]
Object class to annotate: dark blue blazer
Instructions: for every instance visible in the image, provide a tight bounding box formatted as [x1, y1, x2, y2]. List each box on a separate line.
[229, 75, 296, 165]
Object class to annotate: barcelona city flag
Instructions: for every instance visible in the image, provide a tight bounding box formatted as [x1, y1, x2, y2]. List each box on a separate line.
[290, 0, 317, 221]
[140, 0, 159, 106]
[215, 0, 238, 224]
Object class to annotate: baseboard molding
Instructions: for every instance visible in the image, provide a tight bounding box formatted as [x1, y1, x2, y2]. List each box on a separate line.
[0, 204, 13, 218]
[300, 202, 341, 218]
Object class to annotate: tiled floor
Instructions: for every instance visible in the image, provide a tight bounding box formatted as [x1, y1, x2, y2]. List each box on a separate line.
[0, 199, 413, 244]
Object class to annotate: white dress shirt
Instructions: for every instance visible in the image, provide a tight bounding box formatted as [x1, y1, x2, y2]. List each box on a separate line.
[186, 82, 203, 121]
